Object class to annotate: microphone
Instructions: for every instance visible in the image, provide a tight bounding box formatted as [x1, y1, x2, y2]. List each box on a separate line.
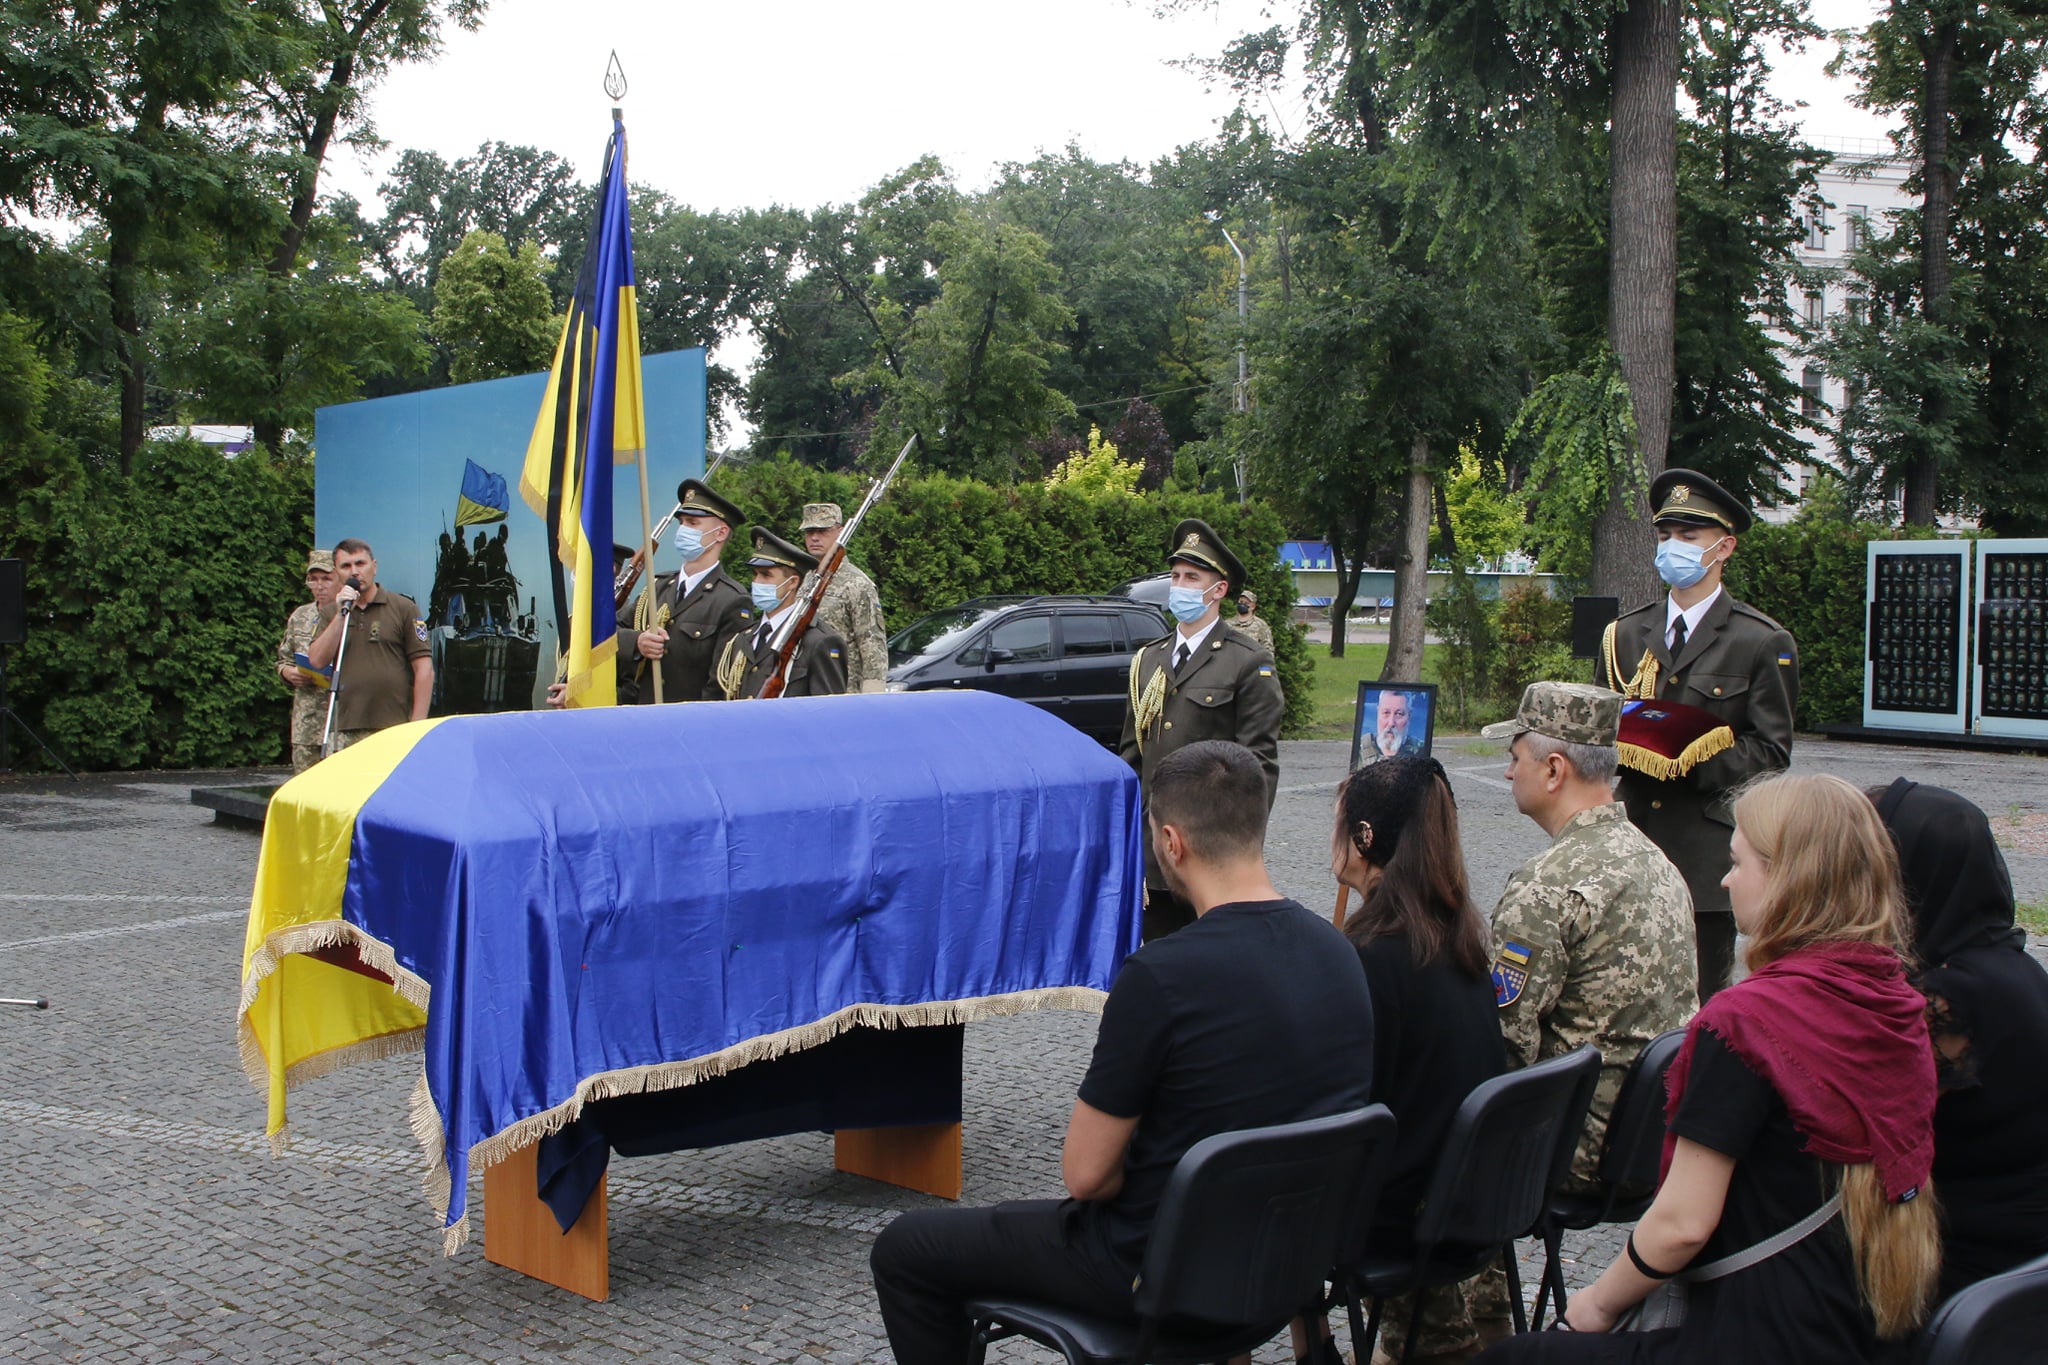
[341, 575, 363, 611]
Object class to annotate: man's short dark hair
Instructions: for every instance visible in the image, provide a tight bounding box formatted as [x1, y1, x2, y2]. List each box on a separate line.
[333, 537, 373, 558]
[1148, 740, 1268, 863]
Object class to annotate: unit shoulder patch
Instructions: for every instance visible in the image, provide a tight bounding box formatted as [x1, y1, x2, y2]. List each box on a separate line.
[1492, 940, 1533, 1008]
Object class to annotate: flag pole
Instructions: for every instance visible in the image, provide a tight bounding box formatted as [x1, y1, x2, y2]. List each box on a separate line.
[613, 99, 664, 705]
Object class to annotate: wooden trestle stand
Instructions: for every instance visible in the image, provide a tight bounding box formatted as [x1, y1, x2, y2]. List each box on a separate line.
[483, 1121, 963, 1301]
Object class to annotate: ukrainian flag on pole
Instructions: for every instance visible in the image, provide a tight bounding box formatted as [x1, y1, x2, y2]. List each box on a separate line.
[519, 111, 645, 709]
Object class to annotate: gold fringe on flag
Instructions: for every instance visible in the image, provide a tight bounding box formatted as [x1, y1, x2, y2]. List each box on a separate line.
[1616, 725, 1736, 780]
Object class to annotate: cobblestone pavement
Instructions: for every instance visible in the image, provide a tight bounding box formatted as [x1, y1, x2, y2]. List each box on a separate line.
[2, 736, 2044, 1364]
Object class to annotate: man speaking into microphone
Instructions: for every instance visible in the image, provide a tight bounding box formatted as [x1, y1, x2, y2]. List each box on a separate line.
[304, 538, 432, 756]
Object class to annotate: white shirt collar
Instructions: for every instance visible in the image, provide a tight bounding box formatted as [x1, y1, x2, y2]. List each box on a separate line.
[1665, 586, 1722, 646]
[679, 560, 716, 597]
[1175, 614, 1221, 658]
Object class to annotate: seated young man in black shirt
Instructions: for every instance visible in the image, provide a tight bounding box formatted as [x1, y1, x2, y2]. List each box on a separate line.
[870, 740, 1376, 1365]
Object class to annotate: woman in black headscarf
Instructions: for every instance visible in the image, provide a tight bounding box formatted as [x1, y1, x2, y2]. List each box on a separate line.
[1872, 778, 2048, 1303]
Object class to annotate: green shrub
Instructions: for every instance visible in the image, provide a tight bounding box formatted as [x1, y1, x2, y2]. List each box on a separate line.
[1, 437, 313, 771]
[721, 455, 1314, 734]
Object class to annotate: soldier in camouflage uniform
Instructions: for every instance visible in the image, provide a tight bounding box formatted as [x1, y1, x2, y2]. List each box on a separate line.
[275, 550, 338, 772]
[1232, 589, 1275, 652]
[1482, 681, 1698, 1189]
[800, 503, 889, 693]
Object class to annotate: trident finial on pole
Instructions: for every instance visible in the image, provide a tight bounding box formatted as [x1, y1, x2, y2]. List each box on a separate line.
[604, 50, 627, 102]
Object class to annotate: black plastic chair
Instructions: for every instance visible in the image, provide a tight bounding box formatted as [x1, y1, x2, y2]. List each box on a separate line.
[1338, 1045, 1601, 1365]
[1530, 1028, 1686, 1329]
[1915, 1253, 2048, 1364]
[964, 1104, 1398, 1364]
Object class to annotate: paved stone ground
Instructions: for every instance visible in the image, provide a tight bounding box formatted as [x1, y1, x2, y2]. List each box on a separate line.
[2, 736, 2044, 1364]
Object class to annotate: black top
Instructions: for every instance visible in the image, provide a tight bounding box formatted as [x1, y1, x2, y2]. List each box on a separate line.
[1664, 1030, 1876, 1365]
[1878, 779, 2048, 1300]
[1355, 931, 1506, 1240]
[1075, 898, 1375, 1271]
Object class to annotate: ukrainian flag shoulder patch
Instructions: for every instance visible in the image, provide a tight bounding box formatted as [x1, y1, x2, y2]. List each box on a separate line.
[1778, 652, 1793, 666]
[1493, 941, 1532, 1008]
[1257, 665, 1274, 677]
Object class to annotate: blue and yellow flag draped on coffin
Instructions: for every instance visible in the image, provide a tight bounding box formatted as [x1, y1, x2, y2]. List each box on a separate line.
[518, 111, 646, 711]
[236, 692, 1141, 1251]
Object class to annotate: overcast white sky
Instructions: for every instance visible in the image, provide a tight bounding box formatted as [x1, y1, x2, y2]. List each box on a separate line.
[325, 0, 1896, 216]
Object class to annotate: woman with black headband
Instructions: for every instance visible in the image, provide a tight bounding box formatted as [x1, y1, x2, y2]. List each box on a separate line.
[1332, 755, 1507, 1363]
[1872, 778, 2048, 1304]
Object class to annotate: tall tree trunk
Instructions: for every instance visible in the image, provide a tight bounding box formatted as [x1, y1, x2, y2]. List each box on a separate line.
[1905, 22, 1958, 526]
[1599, 0, 1679, 609]
[108, 98, 169, 475]
[1384, 434, 1432, 682]
[1327, 484, 1377, 659]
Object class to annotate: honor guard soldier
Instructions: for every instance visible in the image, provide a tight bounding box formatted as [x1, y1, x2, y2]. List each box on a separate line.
[1118, 518, 1284, 940]
[800, 502, 891, 694]
[619, 479, 756, 703]
[1596, 469, 1797, 1000]
[718, 527, 849, 699]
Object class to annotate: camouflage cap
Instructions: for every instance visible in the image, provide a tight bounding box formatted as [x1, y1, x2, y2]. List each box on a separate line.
[1480, 681, 1623, 747]
[799, 502, 844, 531]
[305, 550, 335, 574]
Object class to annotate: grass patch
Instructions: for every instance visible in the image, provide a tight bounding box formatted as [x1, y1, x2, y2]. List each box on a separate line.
[1301, 641, 1446, 741]
[2018, 899, 2048, 937]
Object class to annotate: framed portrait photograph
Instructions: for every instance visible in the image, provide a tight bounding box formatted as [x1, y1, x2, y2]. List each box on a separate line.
[1351, 681, 1439, 770]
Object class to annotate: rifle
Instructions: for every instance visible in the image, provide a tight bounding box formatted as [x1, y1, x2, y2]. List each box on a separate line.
[756, 432, 918, 699]
[613, 447, 736, 613]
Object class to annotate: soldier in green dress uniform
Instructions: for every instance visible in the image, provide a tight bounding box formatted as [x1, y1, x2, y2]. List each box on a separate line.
[1595, 469, 1798, 1000]
[618, 479, 756, 703]
[1118, 519, 1284, 940]
[717, 527, 848, 700]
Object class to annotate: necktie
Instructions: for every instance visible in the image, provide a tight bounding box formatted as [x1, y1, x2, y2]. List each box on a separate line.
[754, 622, 773, 653]
[1670, 615, 1688, 656]
[1174, 642, 1191, 672]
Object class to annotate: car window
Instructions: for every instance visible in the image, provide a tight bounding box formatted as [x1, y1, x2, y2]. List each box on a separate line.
[1121, 606, 1170, 648]
[890, 606, 995, 666]
[963, 613, 1053, 664]
[1062, 613, 1119, 657]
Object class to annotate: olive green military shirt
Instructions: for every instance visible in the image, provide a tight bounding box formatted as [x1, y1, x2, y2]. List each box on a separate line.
[619, 564, 755, 703]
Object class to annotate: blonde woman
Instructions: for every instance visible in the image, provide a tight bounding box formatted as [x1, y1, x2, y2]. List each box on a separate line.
[1476, 773, 1941, 1364]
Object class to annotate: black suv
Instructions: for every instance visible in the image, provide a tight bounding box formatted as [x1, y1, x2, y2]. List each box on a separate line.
[885, 596, 1171, 745]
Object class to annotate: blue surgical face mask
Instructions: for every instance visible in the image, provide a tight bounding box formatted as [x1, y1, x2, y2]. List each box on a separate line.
[674, 521, 707, 560]
[1654, 535, 1728, 589]
[1167, 584, 1212, 624]
[750, 581, 784, 614]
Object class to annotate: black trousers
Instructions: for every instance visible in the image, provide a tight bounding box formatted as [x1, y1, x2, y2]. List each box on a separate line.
[1695, 911, 1737, 1002]
[870, 1199, 1135, 1365]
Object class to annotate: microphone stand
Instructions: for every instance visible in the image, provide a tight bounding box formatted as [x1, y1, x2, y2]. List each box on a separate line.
[319, 591, 359, 760]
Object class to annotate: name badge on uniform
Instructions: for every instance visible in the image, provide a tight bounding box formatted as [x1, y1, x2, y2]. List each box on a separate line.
[1493, 941, 1532, 1008]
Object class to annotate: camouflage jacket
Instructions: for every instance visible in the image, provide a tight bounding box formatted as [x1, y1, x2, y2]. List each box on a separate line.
[276, 600, 333, 746]
[1233, 610, 1275, 653]
[807, 558, 888, 693]
[1491, 800, 1697, 1186]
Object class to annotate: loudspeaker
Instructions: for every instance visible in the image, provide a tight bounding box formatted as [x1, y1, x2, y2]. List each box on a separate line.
[1571, 595, 1620, 659]
[0, 559, 23, 645]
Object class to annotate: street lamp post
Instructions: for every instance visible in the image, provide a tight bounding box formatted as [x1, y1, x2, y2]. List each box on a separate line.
[1220, 227, 1249, 501]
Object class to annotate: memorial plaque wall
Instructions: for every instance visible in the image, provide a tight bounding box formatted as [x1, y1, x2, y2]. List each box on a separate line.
[1864, 542, 1970, 734]
[1974, 539, 2048, 740]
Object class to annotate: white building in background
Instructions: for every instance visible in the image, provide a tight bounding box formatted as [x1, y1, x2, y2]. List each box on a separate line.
[1756, 138, 1917, 523]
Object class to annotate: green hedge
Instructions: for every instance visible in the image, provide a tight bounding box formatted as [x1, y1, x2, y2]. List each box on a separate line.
[718, 456, 1314, 735]
[1725, 518, 1947, 731]
[1, 438, 313, 771]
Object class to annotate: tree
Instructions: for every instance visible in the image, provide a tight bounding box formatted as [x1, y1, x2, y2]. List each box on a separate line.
[1827, 0, 2048, 525]
[1044, 427, 1143, 496]
[865, 212, 1077, 479]
[432, 230, 557, 384]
